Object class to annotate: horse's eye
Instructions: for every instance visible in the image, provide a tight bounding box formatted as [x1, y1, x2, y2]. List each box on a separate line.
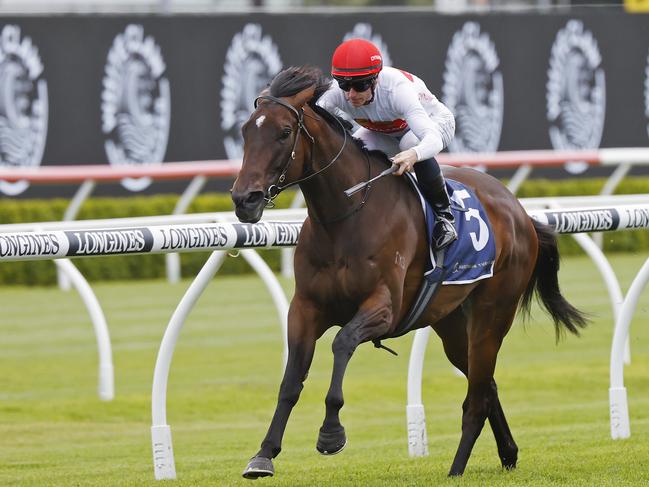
[279, 128, 292, 140]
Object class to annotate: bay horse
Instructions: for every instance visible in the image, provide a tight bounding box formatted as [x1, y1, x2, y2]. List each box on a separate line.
[231, 66, 587, 479]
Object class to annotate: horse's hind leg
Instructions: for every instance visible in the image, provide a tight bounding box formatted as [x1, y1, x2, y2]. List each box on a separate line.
[434, 306, 518, 472]
[317, 286, 392, 455]
[488, 379, 518, 469]
[444, 292, 520, 476]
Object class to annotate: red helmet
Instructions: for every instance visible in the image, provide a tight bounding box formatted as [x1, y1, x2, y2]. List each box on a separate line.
[331, 38, 383, 78]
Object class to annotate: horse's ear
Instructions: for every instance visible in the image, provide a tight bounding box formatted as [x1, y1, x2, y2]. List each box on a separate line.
[254, 87, 271, 108]
[288, 85, 316, 110]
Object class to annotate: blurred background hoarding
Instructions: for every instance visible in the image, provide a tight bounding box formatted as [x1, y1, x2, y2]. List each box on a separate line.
[0, 0, 646, 197]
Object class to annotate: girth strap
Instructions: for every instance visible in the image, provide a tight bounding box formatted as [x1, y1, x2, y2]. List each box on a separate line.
[373, 249, 448, 356]
[392, 249, 447, 339]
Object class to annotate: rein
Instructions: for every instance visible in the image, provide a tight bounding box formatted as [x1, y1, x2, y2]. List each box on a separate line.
[254, 94, 372, 224]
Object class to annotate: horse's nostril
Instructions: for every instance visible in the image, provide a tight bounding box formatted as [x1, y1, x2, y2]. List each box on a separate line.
[233, 190, 265, 208]
[245, 191, 265, 207]
[233, 190, 265, 223]
[231, 191, 243, 206]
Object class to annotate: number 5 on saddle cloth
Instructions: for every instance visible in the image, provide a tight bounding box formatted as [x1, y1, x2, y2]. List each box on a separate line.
[383, 177, 496, 341]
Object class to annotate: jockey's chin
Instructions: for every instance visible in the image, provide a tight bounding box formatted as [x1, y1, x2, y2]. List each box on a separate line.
[345, 89, 371, 107]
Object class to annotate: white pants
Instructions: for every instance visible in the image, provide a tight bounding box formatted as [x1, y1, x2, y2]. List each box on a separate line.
[353, 112, 455, 160]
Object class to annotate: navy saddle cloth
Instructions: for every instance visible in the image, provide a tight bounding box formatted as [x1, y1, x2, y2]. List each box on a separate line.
[382, 175, 497, 341]
[405, 174, 496, 284]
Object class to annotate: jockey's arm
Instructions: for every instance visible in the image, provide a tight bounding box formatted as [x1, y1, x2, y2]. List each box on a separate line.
[390, 86, 453, 175]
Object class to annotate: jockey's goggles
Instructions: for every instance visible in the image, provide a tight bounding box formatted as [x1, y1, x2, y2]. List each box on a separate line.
[334, 75, 376, 93]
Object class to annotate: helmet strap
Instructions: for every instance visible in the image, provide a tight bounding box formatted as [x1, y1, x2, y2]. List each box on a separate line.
[364, 78, 378, 105]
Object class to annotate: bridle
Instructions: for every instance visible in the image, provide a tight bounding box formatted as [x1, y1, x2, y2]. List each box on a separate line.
[254, 95, 347, 206]
[253, 94, 372, 223]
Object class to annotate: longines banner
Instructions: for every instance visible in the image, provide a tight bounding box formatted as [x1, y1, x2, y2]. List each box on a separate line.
[0, 221, 303, 261]
[0, 11, 648, 197]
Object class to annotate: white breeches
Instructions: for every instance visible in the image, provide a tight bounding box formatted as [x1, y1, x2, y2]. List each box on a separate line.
[353, 111, 455, 160]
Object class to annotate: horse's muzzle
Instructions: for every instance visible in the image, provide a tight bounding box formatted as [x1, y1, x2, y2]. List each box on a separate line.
[232, 190, 265, 223]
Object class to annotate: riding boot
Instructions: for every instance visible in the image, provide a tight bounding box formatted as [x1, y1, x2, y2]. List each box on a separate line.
[414, 158, 458, 251]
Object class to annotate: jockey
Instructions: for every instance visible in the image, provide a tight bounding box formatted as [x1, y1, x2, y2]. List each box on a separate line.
[317, 38, 457, 250]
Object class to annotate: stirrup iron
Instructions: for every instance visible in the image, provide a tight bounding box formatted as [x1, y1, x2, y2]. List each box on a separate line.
[432, 209, 457, 250]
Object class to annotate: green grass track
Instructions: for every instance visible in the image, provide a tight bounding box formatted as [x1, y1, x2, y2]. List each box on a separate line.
[1, 253, 648, 486]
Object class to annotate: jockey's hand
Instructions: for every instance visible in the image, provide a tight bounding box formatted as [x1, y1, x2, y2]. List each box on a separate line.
[390, 149, 418, 176]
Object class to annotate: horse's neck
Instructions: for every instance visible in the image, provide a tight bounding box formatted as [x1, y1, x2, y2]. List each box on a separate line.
[299, 122, 373, 224]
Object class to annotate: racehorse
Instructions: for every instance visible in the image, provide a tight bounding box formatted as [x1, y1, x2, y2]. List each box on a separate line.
[231, 66, 587, 479]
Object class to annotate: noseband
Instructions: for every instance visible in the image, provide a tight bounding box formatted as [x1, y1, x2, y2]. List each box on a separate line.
[254, 95, 347, 206]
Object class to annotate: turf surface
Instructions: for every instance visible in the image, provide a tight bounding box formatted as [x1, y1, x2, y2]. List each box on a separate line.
[1, 253, 648, 486]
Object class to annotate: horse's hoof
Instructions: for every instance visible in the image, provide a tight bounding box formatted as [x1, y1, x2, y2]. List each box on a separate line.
[447, 465, 465, 477]
[316, 427, 347, 455]
[242, 456, 274, 479]
[501, 456, 517, 470]
[500, 446, 518, 470]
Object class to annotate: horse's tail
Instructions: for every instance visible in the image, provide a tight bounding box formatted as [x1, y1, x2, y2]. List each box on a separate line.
[520, 218, 589, 340]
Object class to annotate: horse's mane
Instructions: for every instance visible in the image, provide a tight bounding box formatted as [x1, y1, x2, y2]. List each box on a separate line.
[269, 65, 330, 104]
[268, 66, 387, 159]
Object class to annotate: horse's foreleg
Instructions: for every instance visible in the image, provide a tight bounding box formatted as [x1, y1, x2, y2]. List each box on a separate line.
[317, 286, 392, 455]
[243, 300, 320, 480]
